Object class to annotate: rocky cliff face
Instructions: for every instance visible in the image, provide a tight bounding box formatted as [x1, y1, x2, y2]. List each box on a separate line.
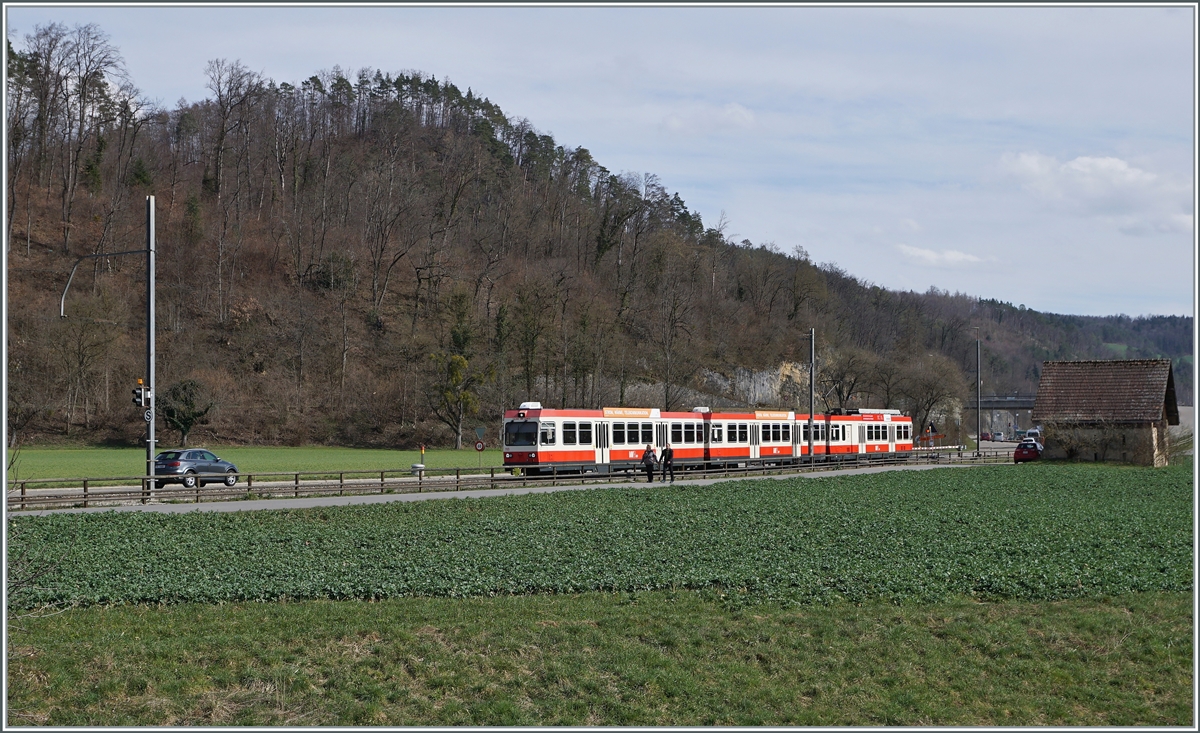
[697, 362, 812, 409]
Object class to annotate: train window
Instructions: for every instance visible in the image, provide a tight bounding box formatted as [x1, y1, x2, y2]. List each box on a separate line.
[580, 422, 593, 445]
[641, 422, 653, 444]
[613, 422, 625, 444]
[782, 424, 790, 442]
[504, 421, 537, 447]
[773, 423, 782, 442]
[738, 424, 749, 443]
[684, 423, 695, 443]
[671, 422, 682, 443]
[540, 423, 557, 445]
[564, 422, 576, 445]
[712, 424, 723, 442]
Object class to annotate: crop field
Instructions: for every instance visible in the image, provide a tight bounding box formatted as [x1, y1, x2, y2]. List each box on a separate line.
[5, 445, 502, 481]
[9, 463, 1192, 609]
[7, 462, 1193, 726]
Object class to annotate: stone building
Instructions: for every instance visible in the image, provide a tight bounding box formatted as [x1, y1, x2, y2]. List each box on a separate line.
[1032, 359, 1180, 467]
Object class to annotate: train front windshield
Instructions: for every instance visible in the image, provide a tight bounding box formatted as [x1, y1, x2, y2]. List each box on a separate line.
[504, 421, 538, 446]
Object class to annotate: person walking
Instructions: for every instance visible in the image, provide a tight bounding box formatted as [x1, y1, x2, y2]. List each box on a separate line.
[640, 444, 657, 483]
[660, 443, 675, 483]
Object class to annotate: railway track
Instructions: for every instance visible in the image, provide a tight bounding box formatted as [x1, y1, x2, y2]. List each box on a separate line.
[7, 448, 1014, 512]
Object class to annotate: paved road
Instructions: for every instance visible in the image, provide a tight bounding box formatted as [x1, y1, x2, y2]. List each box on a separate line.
[10, 461, 1003, 518]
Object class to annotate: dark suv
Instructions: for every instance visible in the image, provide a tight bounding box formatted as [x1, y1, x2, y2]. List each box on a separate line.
[154, 449, 239, 489]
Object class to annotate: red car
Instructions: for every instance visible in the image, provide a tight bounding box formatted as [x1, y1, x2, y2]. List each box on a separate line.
[1013, 441, 1042, 464]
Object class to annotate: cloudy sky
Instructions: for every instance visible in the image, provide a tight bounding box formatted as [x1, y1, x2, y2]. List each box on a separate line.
[6, 4, 1195, 317]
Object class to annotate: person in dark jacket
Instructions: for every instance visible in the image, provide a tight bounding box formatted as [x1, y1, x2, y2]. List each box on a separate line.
[660, 443, 675, 483]
[641, 444, 657, 482]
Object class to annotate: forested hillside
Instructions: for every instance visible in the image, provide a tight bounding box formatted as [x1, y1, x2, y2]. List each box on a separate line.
[5, 24, 1192, 449]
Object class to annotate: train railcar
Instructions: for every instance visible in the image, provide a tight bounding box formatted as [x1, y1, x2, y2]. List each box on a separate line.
[826, 409, 914, 458]
[501, 402, 914, 474]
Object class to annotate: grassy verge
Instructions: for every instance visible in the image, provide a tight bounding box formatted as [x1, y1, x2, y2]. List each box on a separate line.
[6, 591, 1192, 726]
[6, 446, 503, 482]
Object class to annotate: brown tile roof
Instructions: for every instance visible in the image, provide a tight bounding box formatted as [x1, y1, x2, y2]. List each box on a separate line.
[1033, 359, 1179, 425]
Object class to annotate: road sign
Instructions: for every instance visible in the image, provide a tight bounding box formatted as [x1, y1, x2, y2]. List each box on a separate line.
[143, 409, 153, 422]
[475, 426, 485, 439]
[474, 440, 485, 452]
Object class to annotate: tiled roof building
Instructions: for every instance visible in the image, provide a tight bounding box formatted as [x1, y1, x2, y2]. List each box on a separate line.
[1033, 359, 1179, 466]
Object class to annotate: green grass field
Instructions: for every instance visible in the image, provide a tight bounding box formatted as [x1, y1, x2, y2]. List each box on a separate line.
[6, 463, 1193, 725]
[7, 591, 1190, 726]
[6, 445, 503, 481]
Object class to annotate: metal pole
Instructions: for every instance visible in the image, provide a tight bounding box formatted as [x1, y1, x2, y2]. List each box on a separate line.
[146, 197, 156, 490]
[976, 338, 981, 455]
[808, 327, 815, 467]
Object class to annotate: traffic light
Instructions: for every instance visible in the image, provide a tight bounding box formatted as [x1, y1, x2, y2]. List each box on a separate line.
[132, 385, 149, 407]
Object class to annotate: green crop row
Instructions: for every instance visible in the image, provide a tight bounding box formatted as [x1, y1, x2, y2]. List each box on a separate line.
[7, 463, 1192, 610]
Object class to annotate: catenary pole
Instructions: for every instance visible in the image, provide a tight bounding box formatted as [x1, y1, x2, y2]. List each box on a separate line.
[57, 197, 157, 487]
[976, 338, 981, 454]
[146, 197, 156, 488]
[808, 327, 815, 467]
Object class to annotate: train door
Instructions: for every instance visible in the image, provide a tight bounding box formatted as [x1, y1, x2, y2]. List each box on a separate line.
[596, 421, 609, 468]
[888, 422, 896, 453]
[750, 423, 760, 459]
[858, 423, 866, 454]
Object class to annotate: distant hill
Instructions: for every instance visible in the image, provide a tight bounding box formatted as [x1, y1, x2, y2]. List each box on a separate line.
[5, 27, 1192, 448]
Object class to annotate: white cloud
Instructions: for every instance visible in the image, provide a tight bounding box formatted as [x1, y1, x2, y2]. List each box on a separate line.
[896, 244, 984, 266]
[998, 152, 1192, 235]
[662, 102, 756, 135]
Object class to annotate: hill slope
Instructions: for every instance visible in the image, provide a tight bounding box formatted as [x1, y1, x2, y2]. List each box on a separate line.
[5, 29, 1192, 448]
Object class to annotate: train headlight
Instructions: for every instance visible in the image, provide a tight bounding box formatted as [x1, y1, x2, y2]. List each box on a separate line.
[504, 453, 512, 459]
[529, 452, 536, 460]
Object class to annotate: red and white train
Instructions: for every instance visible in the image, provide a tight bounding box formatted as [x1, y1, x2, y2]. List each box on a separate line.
[502, 402, 914, 474]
